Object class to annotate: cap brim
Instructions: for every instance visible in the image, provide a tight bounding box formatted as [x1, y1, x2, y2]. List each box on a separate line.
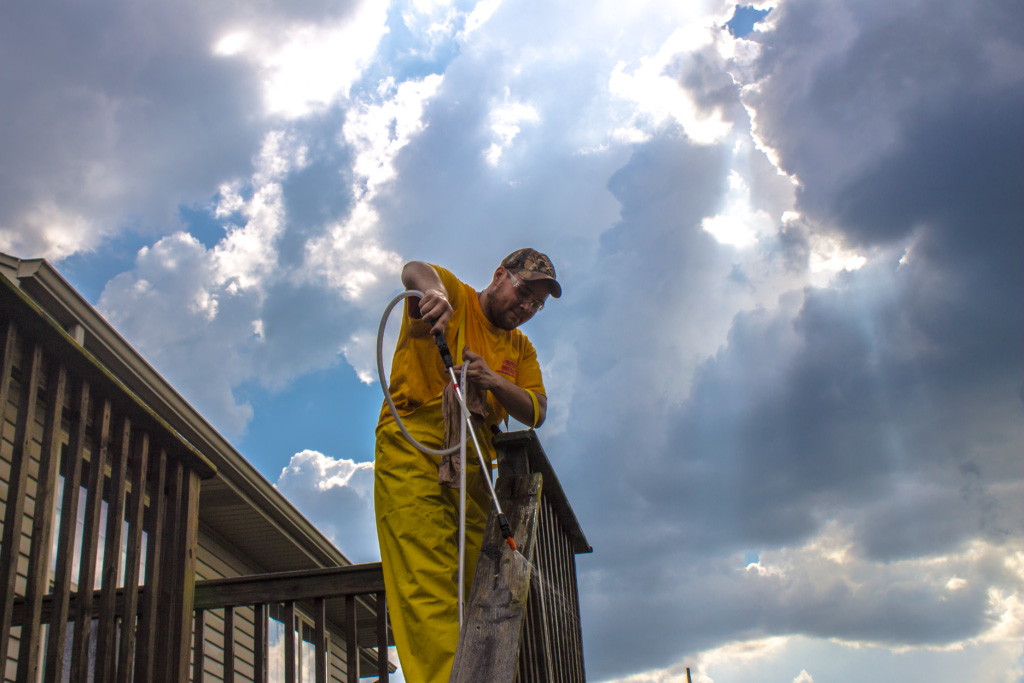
[519, 272, 561, 298]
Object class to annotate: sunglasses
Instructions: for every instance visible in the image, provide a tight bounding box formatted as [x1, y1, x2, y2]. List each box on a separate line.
[507, 272, 545, 313]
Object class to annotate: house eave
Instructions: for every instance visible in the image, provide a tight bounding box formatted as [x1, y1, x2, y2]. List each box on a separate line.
[2, 252, 352, 571]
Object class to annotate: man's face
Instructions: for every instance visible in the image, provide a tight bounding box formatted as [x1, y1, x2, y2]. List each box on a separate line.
[486, 269, 550, 330]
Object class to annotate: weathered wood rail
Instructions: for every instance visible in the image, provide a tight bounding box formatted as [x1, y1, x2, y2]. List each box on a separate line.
[450, 430, 592, 683]
[192, 564, 392, 682]
[1, 263, 216, 683]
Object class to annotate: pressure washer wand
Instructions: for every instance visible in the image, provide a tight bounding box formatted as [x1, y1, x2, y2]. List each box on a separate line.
[434, 333, 517, 552]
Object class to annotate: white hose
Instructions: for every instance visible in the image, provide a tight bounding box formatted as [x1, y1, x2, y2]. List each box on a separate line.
[376, 290, 468, 627]
[376, 290, 461, 456]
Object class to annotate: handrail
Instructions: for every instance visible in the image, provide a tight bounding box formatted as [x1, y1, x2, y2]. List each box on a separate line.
[494, 431, 592, 554]
[192, 563, 393, 683]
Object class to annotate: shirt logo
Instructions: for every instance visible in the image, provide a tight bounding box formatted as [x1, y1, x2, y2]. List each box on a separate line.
[500, 359, 517, 377]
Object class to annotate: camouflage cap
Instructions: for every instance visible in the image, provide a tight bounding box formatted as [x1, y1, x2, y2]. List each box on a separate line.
[501, 248, 561, 298]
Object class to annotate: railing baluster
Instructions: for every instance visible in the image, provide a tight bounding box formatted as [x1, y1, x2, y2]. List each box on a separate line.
[134, 447, 168, 683]
[170, 468, 202, 683]
[284, 601, 297, 683]
[117, 432, 151, 683]
[376, 591, 388, 683]
[563, 530, 584, 683]
[314, 597, 327, 683]
[16, 361, 66, 683]
[0, 338, 43, 668]
[44, 377, 90, 683]
[254, 603, 268, 683]
[96, 415, 132, 680]
[345, 595, 359, 683]
[544, 501, 564, 680]
[541, 502, 559, 681]
[72, 397, 112, 680]
[194, 608, 206, 682]
[154, 460, 185, 680]
[224, 606, 235, 682]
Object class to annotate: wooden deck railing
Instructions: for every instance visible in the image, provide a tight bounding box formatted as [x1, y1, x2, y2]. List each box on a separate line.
[1, 269, 217, 683]
[192, 564, 392, 682]
[451, 430, 592, 683]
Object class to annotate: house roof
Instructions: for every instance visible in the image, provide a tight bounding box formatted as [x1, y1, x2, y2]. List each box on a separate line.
[0, 252, 353, 573]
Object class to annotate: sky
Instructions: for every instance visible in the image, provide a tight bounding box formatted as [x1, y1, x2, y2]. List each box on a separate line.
[2, 0, 1022, 681]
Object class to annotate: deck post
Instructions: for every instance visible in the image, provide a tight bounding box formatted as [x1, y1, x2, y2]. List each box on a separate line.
[449, 472, 543, 683]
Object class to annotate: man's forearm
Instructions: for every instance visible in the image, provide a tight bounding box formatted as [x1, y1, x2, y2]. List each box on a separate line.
[487, 376, 547, 428]
[460, 349, 547, 427]
[402, 261, 445, 295]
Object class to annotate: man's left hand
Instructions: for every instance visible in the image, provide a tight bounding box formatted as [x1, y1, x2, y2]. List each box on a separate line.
[455, 349, 499, 391]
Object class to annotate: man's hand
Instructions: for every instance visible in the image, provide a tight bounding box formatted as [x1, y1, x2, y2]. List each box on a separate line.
[418, 289, 453, 336]
[455, 350, 499, 390]
[456, 348, 547, 427]
[402, 262, 453, 335]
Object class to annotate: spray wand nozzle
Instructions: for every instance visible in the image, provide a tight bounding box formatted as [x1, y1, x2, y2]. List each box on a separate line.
[433, 331, 517, 553]
[498, 514, 517, 551]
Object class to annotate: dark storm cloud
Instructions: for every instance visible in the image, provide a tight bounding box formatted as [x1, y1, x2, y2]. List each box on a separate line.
[572, 233, 1022, 675]
[744, 0, 1023, 248]
[537, 1, 1024, 678]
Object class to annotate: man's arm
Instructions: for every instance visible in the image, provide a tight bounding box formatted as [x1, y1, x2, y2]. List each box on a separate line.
[401, 262, 453, 336]
[459, 350, 547, 427]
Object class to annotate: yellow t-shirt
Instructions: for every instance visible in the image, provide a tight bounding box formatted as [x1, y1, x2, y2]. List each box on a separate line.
[378, 265, 546, 432]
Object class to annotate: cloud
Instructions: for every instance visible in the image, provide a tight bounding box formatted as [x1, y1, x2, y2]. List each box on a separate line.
[536, 0, 1023, 679]
[5, 0, 1022, 681]
[237, 0, 390, 118]
[275, 450, 379, 563]
[0, 0, 269, 259]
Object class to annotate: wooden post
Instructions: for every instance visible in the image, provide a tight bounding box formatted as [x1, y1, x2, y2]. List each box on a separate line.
[449, 472, 543, 683]
[134, 448, 168, 683]
[284, 602, 297, 683]
[376, 591, 389, 683]
[194, 609, 206, 682]
[314, 597, 327, 683]
[16, 361, 67, 683]
[44, 378, 91, 683]
[253, 603, 268, 683]
[224, 606, 236, 682]
[72, 397, 113, 679]
[154, 460, 186, 681]
[96, 416, 132, 681]
[345, 595, 359, 683]
[0, 340, 42, 667]
[168, 468, 202, 683]
[116, 432, 150, 683]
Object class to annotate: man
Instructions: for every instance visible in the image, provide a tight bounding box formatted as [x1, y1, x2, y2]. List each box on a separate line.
[374, 248, 561, 683]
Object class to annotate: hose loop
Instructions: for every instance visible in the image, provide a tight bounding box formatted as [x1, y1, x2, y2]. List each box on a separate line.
[376, 290, 459, 456]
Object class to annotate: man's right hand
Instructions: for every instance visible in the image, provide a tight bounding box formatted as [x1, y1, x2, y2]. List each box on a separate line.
[417, 288, 453, 336]
[401, 262, 453, 335]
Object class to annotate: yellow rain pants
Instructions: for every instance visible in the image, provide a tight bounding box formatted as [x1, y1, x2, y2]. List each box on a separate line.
[374, 398, 493, 683]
